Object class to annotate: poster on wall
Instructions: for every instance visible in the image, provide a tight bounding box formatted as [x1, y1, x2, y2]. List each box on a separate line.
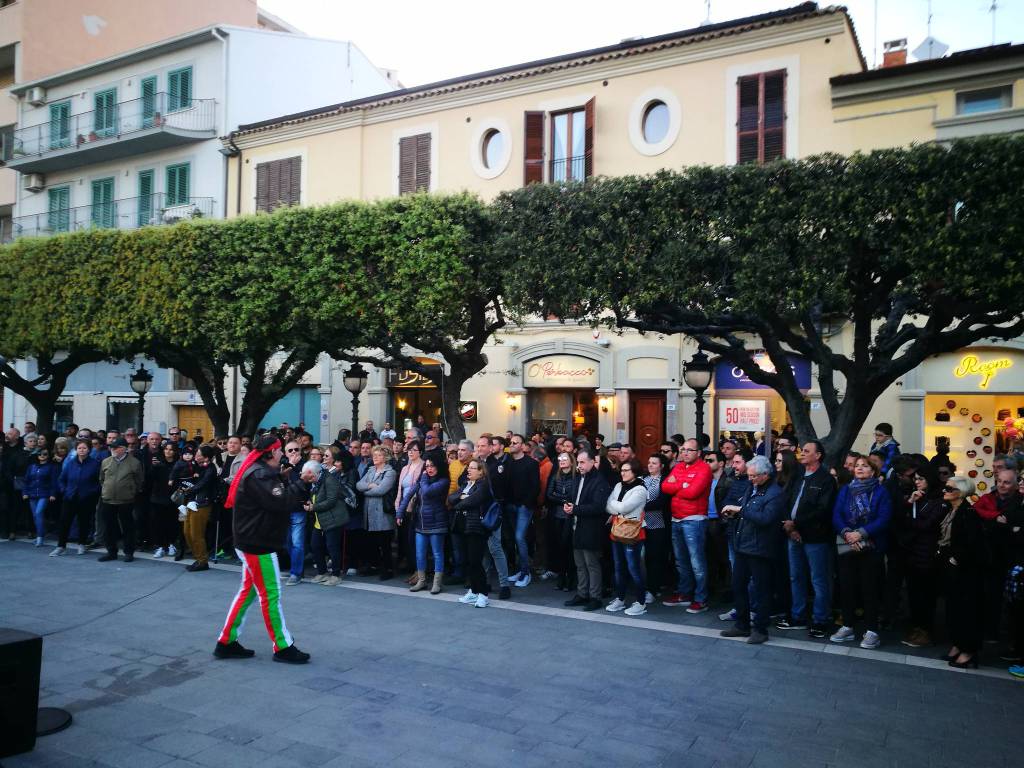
[459, 401, 478, 423]
[719, 399, 767, 432]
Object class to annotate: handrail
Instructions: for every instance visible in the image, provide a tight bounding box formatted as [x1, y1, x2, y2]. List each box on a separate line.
[12, 194, 215, 237]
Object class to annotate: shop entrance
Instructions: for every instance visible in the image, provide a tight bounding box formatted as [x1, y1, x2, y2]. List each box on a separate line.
[388, 359, 442, 436]
[528, 389, 598, 440]
[630, 391, 665, 459]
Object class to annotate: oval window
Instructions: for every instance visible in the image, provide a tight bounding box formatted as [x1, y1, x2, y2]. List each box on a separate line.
[482, 129, 504, 170]
[642, 101, 670, 144]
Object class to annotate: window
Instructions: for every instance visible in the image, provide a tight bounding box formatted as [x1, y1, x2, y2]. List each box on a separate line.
[91, 177, 115, 228]
[137, 170, 154, 227]
[48, 186, 71, 233]
[0, 123, 13, 161]
[255, 156, 301, 212]
[956, 85, 1012, 115]
[736, 70, 786, 165]
[49, 101, 70, 149]
[549, 98, 594, 182]
[642, 101, 670, 144]
[140, 76, 157, 127]
[165, 162, 190, 207]
[94, 88, 117, 137]
[168, 66, 193, 112]
[173, 370, 196, 390]
[398, 133, 431, 194]
[481, 129, 504, 170]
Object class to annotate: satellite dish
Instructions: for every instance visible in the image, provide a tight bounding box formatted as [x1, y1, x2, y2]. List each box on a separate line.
[912, 36, 949, 60]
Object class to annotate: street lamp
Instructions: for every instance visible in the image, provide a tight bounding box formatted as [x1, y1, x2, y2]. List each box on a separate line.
[129, 365, 153, 435]
[682, 349, 714, 445]
[343, 363, 369, 436]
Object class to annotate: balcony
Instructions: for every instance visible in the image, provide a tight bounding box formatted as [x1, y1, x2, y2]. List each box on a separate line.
[2, 93, 216, 173]
[550, 154, 588, 183]
[11, 193, 215, 238]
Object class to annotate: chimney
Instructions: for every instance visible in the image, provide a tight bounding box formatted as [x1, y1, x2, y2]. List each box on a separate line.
[882, 38, 908, 68]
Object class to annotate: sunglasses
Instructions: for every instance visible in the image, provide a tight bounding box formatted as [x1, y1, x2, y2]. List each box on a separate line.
[285, 448, 301, 453]
[944, 486, 959, 493]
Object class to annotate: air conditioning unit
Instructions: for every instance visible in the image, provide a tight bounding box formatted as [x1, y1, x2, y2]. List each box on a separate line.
[27, 87, 47, 106]
[23, 173, 45, 192]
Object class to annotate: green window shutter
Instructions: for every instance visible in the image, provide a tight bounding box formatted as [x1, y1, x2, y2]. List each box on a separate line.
[94, 89, 117, 136]
[137, 170, 154, 227]
[168, 67, 192, 111]
[141, 77, 157, 127]
[91, 177, 115, 228]
[165, 163, 190, 206]
[49, 102, 70, 149]
[48, 187, 71, 232]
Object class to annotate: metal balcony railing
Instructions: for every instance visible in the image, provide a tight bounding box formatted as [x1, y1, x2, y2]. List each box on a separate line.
[550, 154, 587, 182]
[12, 194, 215, 238]
[0, 217, 12, 244]
[2, 93, 216, 161]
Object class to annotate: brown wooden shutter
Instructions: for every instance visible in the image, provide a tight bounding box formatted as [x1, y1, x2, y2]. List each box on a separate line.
[736, 70, 786, 165]
[523, 111, 544, 185]
[762, 71, 786, 162]
[256, 156, 302, 212]
[415, 133, 431, 191]
[287, 156, 302, 204]
[736, 75, 760, 165]
[583, 97, 595, 179]
[256, 163, 270, 212]
[399, 135, 416, 194]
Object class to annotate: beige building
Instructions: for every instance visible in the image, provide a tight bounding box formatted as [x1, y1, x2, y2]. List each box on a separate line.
[222, 4, 1024, 461]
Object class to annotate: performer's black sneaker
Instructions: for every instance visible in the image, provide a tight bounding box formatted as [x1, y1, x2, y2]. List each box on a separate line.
[213, 641, 255, 659]
[273, 644, 310, 664]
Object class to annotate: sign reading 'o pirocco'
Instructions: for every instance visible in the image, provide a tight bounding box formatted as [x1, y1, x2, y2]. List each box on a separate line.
[523, 355, 599, 388]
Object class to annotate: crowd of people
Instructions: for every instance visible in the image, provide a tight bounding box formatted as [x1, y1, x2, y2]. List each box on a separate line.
[3, 417, 1023, 677]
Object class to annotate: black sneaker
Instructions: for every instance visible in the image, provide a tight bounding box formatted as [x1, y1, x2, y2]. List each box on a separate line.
[564, 595, 588, 607]
[775, 617, 808, 631]
[187, 562, 209, 572]
[720, 627, 750, 638]
[499, 586, 511, 600]
[584, 598, 603, 611]
[123, 554, 134, 563]
[808, 623, 829, 639]
[97, 553, 117, 562]
[213, 641, 255, 659]
[273, 644, 311, 664]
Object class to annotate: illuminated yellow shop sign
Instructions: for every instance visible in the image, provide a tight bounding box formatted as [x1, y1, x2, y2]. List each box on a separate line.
[953, 354, 1013, 389]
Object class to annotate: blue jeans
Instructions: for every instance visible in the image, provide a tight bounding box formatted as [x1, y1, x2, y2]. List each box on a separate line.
[670, 518, 708, 604]
[288, 511, 306, 578]
[416, 532, 445, 573]
[733, 553, 772, 633]
[513, 505, 531, 577]
[30, 497, 49, 538]
[788, 539, 833, 625]
[449, 532, 465, 577]
[485, 526, 511, 587]
[612, 541, 646, 604]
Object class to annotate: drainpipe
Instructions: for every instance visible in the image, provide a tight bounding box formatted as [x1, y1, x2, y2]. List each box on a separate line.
[212, 27, 229, 218]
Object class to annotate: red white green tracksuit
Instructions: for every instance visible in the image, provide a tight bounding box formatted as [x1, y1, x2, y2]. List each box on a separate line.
[217, 549, 293, 652]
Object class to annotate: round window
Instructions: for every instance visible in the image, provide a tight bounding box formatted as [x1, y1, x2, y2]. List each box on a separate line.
[642, 101, 670, 145]
[482, 129, 504, 170]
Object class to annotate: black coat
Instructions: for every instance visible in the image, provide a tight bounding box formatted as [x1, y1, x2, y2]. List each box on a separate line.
[233, 461, 309, 554]
[545, 469, 576, 516]
[568, 471, 611, 551]
[786, 466, 837, 544]
[448, 481, 493, 537]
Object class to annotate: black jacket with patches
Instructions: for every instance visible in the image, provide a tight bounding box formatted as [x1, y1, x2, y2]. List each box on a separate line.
[233, 461, 309, 554]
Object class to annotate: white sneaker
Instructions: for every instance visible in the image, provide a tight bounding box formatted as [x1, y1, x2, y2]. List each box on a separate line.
[324, 575, 342, 586]
[475, 594, 489, 608]
[34, 537, 44, 547]
[177, 506, 188, 521]
[624, 601, 647, 617]
[605, 597, 626, 612]
[540, 570, 558, 581]
[644, 591, 655, 605]
[859, 630, 881, 650]
[76, 544, 86, 555]
[153, 547, 165, 558]
[719, 608, 737, 622]
[514, 572, 532, 588]
[285, 575, 302, 586]
[186, 501, 199, 512]
[830, 626, 856, 643]
[458, 589, 478, 604]
[346, 568, 358, 576]
[311, 574, 328, 584]
[49, 546, 65, 557]
[168, 545, 177, 557]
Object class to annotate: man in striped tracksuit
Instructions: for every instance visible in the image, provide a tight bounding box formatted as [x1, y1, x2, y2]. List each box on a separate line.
[214, 433, 311, 664]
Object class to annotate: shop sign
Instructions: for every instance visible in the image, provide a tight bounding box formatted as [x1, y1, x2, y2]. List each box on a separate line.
[718, 399, 767, 432]
[523, 355, 598, 388]
[715, 353, 811, 391]
[386, 365, 439, 388]
[459, 401, 477, 423]
[952, 354, 1013, 390]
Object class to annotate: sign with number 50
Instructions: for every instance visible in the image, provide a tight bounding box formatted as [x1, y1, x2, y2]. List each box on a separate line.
[718, 399, 766, 431]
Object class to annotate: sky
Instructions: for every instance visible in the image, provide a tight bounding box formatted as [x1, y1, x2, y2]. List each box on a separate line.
[259, 0, 1024, 87]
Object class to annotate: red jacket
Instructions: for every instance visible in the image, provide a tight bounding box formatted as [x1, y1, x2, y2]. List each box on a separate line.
[661, 460, 712, 519]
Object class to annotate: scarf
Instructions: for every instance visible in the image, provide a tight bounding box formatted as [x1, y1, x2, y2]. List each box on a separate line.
[617, 478, 643, 502]
[224, 437, 281, 509]
[846, 477, 879, 527]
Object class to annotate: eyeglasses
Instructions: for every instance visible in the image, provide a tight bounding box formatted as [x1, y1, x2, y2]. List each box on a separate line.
[620, 468, 633, 474]
[285, 448, 301, 453]
[943, 486, 959, 493]
[680, 448, 699, 453]
[169, 432, 180, 436]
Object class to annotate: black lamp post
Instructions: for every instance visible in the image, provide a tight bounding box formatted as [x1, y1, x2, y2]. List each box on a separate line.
[682, 350, 714, 445]
[129, 365, 153, 436]
[343, 363, 369, 436]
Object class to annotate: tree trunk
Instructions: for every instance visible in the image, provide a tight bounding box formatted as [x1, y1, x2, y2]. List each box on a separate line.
[440, 370, 468, 442]
[0, 351, 105, 435]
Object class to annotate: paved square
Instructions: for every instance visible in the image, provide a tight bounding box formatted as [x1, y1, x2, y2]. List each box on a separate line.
[1, 543, 1020, 768]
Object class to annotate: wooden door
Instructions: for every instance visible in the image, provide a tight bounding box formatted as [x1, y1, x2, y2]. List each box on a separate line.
[630, 391, 665, 460]
[176, 405, 215, 443]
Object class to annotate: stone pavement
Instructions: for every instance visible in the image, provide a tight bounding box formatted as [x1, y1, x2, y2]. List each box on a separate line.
[1, 542, 1021, 768]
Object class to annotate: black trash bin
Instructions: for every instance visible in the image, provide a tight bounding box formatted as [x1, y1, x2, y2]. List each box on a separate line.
[0, 627, 42, 757]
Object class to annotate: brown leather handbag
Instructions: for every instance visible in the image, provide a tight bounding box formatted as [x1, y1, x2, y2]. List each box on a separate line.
[611, 515, 643, 544]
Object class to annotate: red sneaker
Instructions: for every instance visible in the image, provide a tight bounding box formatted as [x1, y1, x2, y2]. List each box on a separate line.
[661, 593, 693, 607]
[685, 601, 709, 614]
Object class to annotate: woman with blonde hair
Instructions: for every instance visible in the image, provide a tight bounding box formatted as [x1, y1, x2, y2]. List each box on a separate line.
[545, 451, 578, 592]
[357, 445, 398, 580]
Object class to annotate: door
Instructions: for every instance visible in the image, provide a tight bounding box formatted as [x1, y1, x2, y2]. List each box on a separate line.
[630, 391, 666, 460]
[91, 177, 115, 228]
[137, 170, 155, 227]
[94, 88, 117, 137]
[176, 405, 215, 443]
[140, 76, 157, 128]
